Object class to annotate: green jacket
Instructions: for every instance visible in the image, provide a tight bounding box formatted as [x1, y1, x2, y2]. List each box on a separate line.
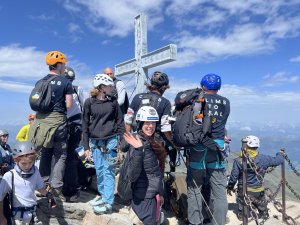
[28, 112, 66, 149]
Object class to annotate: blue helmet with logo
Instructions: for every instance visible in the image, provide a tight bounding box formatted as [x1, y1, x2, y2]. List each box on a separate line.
[200, 74, 222, 90]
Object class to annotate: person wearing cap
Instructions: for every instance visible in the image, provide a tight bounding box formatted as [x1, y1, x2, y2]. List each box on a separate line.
[186, 74, 230, 225]
[28, 51, 73, 202]
[82, 74, 124, 215]
[124, 71, 177, 172]
[0, 129, 14, 181]
[227, 135, 285, 220]
[0, 141, 56, 225]
[103, 67, 129, 115]
[122, 106, 166, 225]
[62, 66, 85, 202]
[16, 114, 36, 142]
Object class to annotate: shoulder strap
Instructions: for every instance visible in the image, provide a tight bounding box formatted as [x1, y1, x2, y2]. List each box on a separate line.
[10, 171, 14, 209]
[73, 86, 83, 112]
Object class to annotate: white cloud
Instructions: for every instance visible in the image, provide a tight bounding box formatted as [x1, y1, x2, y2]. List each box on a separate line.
[59, 0, 300, 67]
[28, 14, 54, 20]
[0, 44, 92, 85]
[68, 23, 82, 33]
[290, 56, 300, 62]
[62, 0, 165, 37]
[166, 1, 300, 66]
[240, 126, 252, 131]
[262, 72, 300, 87]
[0, 80, 33, 93]
[0, 44, 47, 79]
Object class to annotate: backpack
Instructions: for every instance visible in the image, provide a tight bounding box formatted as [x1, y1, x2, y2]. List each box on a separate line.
[3, 171, 14, 225]
[29, 76, 56, 113]
[172, 88, 212, 147]
[112, 79, 129, 114]
[117, 149, 134, 201]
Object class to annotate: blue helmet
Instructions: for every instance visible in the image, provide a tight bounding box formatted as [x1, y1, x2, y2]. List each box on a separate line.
[200, 74, 222, 90]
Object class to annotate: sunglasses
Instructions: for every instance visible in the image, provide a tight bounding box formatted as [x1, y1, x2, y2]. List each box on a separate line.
[106, 73, 113, 75]
[1, 134, 9, 138]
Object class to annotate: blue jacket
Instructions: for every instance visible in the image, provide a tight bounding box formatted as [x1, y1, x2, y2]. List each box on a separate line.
[0, 144, 14, 176]
[228, 152, 284, 189]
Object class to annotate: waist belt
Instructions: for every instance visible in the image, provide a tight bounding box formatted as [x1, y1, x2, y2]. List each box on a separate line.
[68, 113, 82, 123]
[12, 205, 36, 219]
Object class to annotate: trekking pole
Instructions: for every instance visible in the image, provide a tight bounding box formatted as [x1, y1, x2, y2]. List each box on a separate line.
[241, 138, 248, 225]
[281, 152, 286, 223]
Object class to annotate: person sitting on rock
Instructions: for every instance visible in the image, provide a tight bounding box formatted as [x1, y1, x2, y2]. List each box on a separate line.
[227, 135, 285, 220]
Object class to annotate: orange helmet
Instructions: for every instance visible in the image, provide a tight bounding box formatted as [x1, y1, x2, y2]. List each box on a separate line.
[28, 114, 36, 121]
[45, 51, 68, 66]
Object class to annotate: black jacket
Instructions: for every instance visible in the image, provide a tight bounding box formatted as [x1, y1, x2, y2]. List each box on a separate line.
[122, 134, 164, 199]
[82, 97, 125, 150]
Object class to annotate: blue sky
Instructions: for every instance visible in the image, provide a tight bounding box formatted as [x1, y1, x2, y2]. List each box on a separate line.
[1, 0, 300, 132]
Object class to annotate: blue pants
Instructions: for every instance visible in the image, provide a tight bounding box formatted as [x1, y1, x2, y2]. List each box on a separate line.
[90, 136, 117, 205]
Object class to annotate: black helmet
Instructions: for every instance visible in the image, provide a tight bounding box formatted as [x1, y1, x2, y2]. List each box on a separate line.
[64, 66, 75, 81]
[150, 71, 169, 87]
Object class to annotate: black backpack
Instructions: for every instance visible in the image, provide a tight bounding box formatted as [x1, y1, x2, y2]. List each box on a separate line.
[29, 76, 56, 113]
[117, 149, 134, 201]
[131, 92, 160, 131]
[172, 88, 213, 147]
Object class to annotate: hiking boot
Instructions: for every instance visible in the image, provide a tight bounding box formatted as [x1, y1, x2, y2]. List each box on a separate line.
[52, 188, 66, 202]
[89, 195, 104, 206]
[67, 191, 81, 203]
[93, 203, 112, 215]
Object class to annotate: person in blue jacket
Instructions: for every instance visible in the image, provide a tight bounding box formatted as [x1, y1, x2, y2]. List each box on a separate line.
[227, 135, 285, 220]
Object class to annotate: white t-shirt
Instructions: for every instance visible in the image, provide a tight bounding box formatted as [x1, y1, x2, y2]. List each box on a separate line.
[0, 166, 44, 220]
[67, 85, 85, 120]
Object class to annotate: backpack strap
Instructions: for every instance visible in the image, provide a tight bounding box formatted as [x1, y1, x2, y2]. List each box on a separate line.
[73, 86, 83, 112]
[10, 171, 14, 215]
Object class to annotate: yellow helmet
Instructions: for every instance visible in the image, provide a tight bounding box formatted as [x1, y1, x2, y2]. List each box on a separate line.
[45, 51, 68, 65]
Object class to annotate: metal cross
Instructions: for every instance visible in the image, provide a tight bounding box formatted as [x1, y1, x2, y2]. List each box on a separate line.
[115, 13, 177, 94]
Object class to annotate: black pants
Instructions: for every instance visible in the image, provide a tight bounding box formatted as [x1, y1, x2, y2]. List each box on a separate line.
[63, 121, 82, 196]
[3, 194, 13, 225]
[237, 189, 268, 218]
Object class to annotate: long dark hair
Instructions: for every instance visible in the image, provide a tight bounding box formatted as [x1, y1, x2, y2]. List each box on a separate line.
[140, 130, 166, 173]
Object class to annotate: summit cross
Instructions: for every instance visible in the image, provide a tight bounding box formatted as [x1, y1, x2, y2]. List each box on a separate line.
[114, 13, 177, 94]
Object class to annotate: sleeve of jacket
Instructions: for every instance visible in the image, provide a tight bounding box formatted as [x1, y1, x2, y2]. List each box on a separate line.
[260, 153, 285, 170]
[115, 100, 125, 135]
[116, 80, 126, 106]
[16, 125, 28, 141]
[127, 147, 144, 182]
[228, 158, 241, 188]
[82, 98, 92, 150]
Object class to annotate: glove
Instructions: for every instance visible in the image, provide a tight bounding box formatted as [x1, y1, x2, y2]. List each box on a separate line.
[46, 192, 57, 208]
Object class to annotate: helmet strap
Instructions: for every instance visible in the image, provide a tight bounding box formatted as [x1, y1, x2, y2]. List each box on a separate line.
[15, 164, 35, 179]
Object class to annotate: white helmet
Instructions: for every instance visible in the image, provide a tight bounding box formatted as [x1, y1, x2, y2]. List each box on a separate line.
[246, 135, 260, 148]
[136, 106, 159, 122]
[93, 74, 114, 87]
